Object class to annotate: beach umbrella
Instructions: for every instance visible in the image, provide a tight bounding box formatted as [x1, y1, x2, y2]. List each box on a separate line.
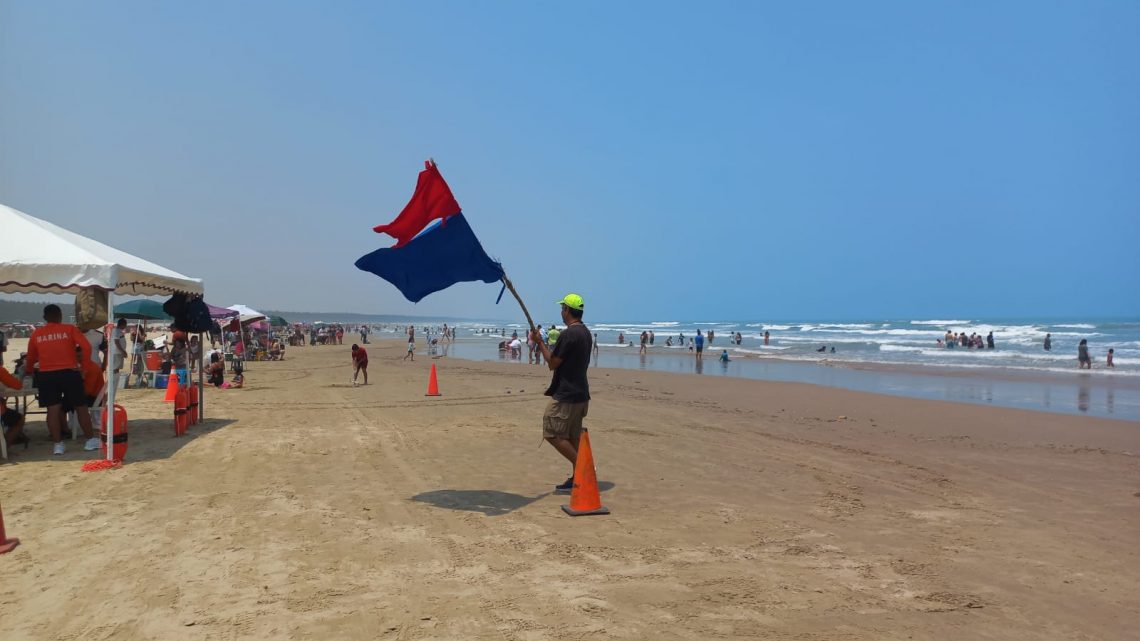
[112, 299, 171, 320]
[268, 315, 289, 327]
[205, 302, 239, 320]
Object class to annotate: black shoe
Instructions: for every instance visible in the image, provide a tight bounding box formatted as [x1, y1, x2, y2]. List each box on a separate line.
[554, 477, 574, 494]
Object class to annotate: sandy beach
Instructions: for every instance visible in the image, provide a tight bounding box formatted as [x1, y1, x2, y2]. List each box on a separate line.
[1, 337, 1138, 640]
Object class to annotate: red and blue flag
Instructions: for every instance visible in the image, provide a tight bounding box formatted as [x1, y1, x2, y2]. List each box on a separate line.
[356, 161, 505, 303]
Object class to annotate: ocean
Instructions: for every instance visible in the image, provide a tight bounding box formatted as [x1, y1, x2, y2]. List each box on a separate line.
[392, 317, 1140, 422]
[586, 318, 1139, 375]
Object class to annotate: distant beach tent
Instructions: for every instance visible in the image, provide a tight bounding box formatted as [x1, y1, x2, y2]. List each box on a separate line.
[113, 299, 171, 321]
[226, 304, 267, 324]
[0, 203, 203, 296]
[0, 202, 204, 462]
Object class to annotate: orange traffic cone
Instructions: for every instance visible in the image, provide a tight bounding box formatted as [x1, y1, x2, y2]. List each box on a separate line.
[0, 501, 19, 554]
[163, 372, 180, 403]
[561, 429, 610, 516]
[425, 363, 442, 396]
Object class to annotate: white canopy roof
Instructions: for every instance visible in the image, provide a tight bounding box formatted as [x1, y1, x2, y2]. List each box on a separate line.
[226, 304, 266, 323]
[0, 203, 203, 296]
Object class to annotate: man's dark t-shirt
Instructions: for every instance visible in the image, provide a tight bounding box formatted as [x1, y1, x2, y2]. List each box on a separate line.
[544, 323, 591, 403]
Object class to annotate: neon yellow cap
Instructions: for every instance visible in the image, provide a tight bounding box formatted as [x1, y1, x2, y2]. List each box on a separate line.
[556, 293, 584, 311]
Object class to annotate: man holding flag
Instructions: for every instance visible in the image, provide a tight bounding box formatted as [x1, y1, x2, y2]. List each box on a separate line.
[531, 294, 592, 493]
[359, 160, 592, 492]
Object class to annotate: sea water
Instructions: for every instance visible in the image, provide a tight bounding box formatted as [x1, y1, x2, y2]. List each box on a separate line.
[442, 318, 1140, 422]
[582, 318, 1139, 374]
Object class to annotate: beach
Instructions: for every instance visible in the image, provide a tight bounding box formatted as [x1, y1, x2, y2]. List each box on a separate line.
[1, 338, 1138, 640]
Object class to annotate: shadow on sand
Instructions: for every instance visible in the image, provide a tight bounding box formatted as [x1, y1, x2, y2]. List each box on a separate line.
[411, 481, 615, 516]
[2, 417, 237, 467]
[411, 489, 549, 516]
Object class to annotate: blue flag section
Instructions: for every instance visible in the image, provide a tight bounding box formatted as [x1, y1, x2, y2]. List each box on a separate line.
[355, 213, 504, 303]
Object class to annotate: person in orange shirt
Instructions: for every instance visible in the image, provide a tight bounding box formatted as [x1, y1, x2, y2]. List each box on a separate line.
[1, 365, 28, 449]
[26, 304, 99, 455]
[80, 358, 104, 403]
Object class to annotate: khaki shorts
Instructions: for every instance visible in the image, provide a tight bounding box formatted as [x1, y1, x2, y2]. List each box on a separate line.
[542, 399, 588, 440]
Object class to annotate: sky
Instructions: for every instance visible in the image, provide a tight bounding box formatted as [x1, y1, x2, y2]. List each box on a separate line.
[1, 1, 1137, 322]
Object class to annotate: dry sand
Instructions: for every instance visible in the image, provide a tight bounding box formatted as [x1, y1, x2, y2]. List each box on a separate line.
[1, 337, 1138, 640]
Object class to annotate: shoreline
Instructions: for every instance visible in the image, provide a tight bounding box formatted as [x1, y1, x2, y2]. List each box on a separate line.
[439, 339, 1140, 422]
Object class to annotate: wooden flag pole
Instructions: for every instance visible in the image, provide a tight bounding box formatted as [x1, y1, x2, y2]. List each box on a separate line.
[501, 274, 536, 334]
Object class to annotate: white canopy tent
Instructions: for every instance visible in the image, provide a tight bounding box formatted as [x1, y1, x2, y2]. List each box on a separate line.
[0, 204, 203, 296]
[224, 305, 267, 363]
[225, 304, 266, 324]
[0, 203, 204, 461]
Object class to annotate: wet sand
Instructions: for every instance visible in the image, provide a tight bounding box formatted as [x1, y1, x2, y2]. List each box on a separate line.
[1, 338, 1138, 640]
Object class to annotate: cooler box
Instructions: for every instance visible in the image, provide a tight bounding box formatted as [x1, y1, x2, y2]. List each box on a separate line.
[155, 374, 170, 389]
[145, 351, 163, 371]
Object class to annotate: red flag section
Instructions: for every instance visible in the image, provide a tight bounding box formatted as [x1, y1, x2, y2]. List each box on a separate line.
[372, 160, 461, 248]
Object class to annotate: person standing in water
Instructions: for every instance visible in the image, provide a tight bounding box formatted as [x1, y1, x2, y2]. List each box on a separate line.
[1044, 333, 1052, 351]
[1078, 339, 1091, 369]
[986, 331, 995, 349]
[1107, 348, 1114, 368]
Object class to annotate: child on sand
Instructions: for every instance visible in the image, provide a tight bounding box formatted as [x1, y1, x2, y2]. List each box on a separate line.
[221, 372, 244, 389]
[207, 353, 225, 387]
[351, 344, 368, 385]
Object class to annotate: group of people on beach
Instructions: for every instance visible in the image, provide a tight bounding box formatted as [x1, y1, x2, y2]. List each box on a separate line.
[309, 324, 345, 346]
[938, 330, 996, 350]
[493, 324, 571, 365]
[933, 329, 1118, 369]
[616, 329, 763, 351]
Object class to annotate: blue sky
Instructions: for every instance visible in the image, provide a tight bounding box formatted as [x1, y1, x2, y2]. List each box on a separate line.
[2, 1, 1137, 321]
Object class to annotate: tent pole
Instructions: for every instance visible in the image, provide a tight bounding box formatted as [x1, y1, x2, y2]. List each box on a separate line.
[105, 291, 116, 462]
[198, 331, 205, 421]
[131, 321, 140, 388]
